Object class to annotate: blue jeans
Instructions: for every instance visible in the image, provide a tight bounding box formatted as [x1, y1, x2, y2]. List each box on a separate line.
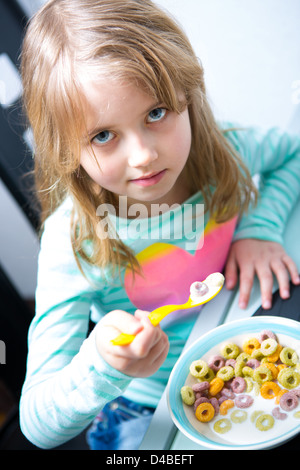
[86, 397, 154, 450]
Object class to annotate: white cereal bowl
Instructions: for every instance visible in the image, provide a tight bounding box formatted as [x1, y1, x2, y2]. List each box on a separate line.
[166, 316, 300, 450]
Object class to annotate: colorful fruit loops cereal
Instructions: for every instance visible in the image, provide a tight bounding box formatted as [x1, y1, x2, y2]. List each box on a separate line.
[195, 402, 215, 422]
[255, 413, 275, 431]
[180, 329, 300, 435]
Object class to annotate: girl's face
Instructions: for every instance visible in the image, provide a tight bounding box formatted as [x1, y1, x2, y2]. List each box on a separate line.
[80, 79, 192, 213]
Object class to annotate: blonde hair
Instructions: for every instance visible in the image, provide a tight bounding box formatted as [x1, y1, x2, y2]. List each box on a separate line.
[21, 0, 257, 275]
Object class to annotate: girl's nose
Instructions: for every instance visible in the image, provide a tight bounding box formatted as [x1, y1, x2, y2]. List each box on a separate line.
[127, 133, 158, 168]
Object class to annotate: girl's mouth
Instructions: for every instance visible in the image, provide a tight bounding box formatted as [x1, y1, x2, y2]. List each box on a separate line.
[130, 169, 166, 187]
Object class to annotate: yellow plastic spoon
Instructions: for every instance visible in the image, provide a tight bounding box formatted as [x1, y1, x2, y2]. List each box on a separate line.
[111, 272, 225, 346]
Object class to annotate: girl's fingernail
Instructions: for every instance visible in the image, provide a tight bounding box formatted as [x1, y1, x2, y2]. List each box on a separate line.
[282, 289, 290, 299]
[262, 300, 271, 309]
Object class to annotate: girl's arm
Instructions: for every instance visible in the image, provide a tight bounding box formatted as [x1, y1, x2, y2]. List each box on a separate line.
[20, 311, 133, 449]
[224, 126, 300, 308]
[19, 201, 168, 449]
[228, 125, 300, 245]
[19, 203, 130, 448]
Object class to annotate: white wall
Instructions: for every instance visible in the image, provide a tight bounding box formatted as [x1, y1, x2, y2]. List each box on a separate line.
[2, 0, 300, 299]
[156, 0, 300, 130]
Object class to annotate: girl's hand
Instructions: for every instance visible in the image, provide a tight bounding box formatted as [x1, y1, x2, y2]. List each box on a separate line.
[224, 239, 300, 310]
[95, 309, 169, 378]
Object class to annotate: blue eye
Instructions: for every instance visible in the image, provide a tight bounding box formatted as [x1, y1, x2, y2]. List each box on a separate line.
[147, 107, 166, 123]
[93, 130, 114, 145]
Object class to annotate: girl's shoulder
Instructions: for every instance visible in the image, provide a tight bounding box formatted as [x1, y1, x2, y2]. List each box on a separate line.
[45, 196, 73, 223]
[219, 120, 300, 147]
[42, 197, 73, 235]
[40, 197, 74, 255]
[219, 121, 253, 144]
[219, 121, 280, 156]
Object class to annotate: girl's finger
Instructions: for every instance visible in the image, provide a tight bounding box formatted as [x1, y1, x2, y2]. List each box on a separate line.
[145, 332, 169, 368]
[224, 250, 239, 290]
[281, 255, 300, 285]
[129, 317, 161, 358]
[100, 309, 143, 336]
[129, 331, 169, 378]
[255, 266, 274, 309]
[270, 258, 291, 299]
[238, 264, 255, 309]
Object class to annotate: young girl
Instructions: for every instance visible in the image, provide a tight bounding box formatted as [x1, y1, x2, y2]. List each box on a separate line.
[20, 0, 300, 450]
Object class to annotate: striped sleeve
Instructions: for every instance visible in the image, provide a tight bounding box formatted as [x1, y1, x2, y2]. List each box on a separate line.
[19, 200, 132, 449]
[225, 126, 300, 244]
